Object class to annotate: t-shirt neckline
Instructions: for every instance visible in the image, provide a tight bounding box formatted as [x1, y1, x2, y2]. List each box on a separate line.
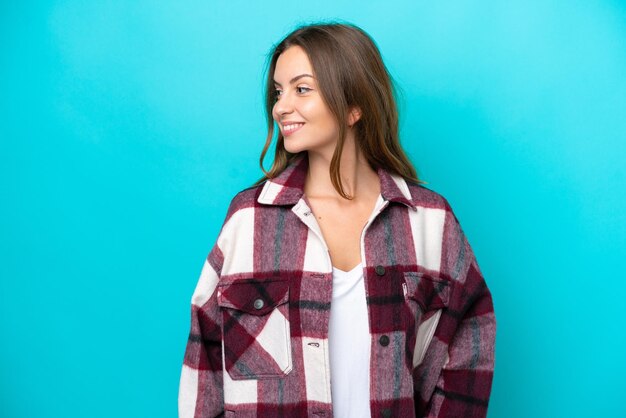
[332, 262, 363, 275]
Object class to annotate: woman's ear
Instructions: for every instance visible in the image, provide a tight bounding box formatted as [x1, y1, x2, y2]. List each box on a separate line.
[348, 106, 362, 127]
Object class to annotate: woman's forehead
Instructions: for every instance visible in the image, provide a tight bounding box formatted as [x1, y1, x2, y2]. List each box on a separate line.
[274, 46, 314, 83]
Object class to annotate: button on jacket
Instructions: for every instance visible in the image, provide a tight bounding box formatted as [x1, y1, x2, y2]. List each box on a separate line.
[178, 154, 496, 417]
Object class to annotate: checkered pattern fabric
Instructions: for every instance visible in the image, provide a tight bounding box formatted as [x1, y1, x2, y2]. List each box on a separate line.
[178, 154, 496, 417]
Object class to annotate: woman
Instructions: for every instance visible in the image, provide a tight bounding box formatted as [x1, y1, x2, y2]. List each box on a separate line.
[179, 22, 495, 418]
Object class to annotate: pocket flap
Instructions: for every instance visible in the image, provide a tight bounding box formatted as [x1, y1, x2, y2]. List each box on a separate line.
[217, 278, 289, 316]
[403, 272, 451, 311]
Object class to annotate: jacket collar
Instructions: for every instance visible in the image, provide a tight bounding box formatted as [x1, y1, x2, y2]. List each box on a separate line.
[257, 153, 417, 210]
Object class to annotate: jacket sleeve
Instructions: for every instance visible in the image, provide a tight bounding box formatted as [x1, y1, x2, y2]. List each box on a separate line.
[414, 206, 496, 417]
[178, 238, 226, 418]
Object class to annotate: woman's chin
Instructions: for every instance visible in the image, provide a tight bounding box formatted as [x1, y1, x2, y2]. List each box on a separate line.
[283, 141, 307, 154]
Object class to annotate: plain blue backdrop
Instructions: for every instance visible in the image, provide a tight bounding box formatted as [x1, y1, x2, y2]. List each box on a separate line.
[2, 1, 625, 417]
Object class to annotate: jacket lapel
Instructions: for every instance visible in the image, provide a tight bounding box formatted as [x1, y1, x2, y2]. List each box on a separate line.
[257, 153, 417, 211]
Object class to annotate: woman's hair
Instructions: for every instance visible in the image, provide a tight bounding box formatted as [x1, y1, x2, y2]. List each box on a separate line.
[252, 21, 422, 198]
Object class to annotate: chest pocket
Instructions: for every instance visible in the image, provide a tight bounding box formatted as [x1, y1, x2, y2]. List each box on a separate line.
[403, 271, 452, 367]
[217, 277, 293, 380]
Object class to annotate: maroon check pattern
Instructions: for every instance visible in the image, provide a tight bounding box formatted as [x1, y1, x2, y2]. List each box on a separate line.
[179, 154, 496, 417]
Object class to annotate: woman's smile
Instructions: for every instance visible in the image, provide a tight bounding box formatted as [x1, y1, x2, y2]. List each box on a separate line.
[282, 122, 305, 136]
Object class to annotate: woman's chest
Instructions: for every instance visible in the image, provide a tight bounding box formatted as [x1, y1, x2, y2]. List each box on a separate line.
[306, 198, 378, 271]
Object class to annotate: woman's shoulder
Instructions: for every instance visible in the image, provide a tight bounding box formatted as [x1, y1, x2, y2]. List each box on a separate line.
[222, 182, 267, 219]
[404, 181, 454, 212]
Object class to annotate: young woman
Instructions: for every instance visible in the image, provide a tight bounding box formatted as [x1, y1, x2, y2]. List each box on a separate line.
[179, 22, 495, 418]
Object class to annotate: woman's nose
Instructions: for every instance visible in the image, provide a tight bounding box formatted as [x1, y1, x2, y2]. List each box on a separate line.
[274, 91, 294, 116]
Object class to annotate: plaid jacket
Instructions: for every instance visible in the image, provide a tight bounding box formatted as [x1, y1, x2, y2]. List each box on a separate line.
[179, 154, 496, 417]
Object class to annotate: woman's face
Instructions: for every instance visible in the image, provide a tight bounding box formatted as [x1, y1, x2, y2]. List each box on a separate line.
[272, 46, 340, 155]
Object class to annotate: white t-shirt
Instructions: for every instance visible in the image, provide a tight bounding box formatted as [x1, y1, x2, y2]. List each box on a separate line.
[328, 262, 371, 417]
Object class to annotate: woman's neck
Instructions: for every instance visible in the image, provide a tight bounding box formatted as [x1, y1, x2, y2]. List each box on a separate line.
[304, 136, 380, 202]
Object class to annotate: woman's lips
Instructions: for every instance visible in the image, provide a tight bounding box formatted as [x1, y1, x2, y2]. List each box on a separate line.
[282, 122, 305, 136]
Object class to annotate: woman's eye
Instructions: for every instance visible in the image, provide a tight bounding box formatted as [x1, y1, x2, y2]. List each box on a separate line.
[273, 87, 310, 100]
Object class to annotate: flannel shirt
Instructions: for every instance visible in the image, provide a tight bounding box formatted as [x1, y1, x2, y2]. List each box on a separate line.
[178, 154, 496, 417]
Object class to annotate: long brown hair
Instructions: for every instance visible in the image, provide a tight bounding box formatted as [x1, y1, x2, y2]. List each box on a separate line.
[252, 21, 423, 198]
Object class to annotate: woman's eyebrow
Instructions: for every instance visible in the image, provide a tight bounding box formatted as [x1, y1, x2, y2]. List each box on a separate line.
[273, 74, 315, 87]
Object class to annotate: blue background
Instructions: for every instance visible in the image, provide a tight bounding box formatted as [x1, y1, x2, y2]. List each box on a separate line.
[2, 1, 625, 417]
